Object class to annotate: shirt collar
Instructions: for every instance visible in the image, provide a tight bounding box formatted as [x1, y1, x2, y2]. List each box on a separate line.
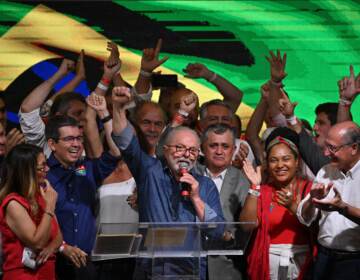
[47, 152, 82, 170]
[345, 158, 360, 179]
[205, 167, 228, 180]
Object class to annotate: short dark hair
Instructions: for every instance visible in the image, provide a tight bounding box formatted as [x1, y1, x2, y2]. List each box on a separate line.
[45, 115, 79, 141]
[201, 123, 236, 145]
[199, 99, 233, 120]
[343, 126, 360, 149]
[315, 102, 338, 125]
[49, 92, 85, 118]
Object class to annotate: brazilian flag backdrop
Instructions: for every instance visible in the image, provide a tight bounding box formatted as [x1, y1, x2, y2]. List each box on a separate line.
[0, 0, 359, 129]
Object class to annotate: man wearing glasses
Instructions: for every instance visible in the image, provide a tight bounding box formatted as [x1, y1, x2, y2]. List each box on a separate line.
[45, 115, 119, 280]
[111, 86, 224, 280]
[297, 121, 360, 280]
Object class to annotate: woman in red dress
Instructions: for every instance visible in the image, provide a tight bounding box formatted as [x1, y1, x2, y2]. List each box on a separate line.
[240, 133, 314, 280]
[0, 144, 61, 280]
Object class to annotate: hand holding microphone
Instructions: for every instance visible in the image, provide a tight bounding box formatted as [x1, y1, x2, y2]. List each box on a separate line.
[178, 162, 200, 201]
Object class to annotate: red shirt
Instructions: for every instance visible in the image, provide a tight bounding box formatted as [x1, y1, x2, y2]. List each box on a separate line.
[0, 193, 59, 280]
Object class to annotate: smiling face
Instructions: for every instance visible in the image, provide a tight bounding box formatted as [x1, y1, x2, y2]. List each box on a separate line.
[163, 129, 200, 175]
[48, 126, 83, 168]
[267, 143, 298, 186]
[202, 130, 235, 174]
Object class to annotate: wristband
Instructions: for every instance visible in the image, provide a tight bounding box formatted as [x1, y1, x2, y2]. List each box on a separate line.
[178, 109, 189, 117]
[59, 241, 66, 253]
[140, 69, 152, 78]
[339, 98, 352, 107]
[101, 77, 111, 86]
[286, 115, 298, 125]
[269, 79, 283, 87]
[248, 189, 260, 197]
[45, 211, 54, 218]
[207, 72, 217, 82]
[173, 113, 185, 125]
[97, 82, 109, 91]
[250, 184, 261, 191]
[100, 115, 112, 124]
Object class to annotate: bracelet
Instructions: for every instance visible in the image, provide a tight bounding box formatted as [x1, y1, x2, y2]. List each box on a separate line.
[140, 69, 152, 78]
[178, 109, 189, 117]
[286, 115, 298, 125]
[250, 184, 261, 191]
[173, 113, 185, 125]
[100, 115, 112, 124]
[45, 211, 54, 218]
[248, 189, 260, 197]
[207, 72, 217, 82]
[59, 241, 66, 253]
[269, 79, 283, 87]
[101, 77, 111, 86]
[339, 98, 352, 107]
[97, 82, 109, 91]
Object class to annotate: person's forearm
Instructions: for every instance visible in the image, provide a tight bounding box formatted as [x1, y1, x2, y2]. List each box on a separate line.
[112, 106, 128, 135]
[300, 198, 317, 225]
[245, 97, 267, 164]
[239, 195, 259, 232]
[50, 75, 84, 102]
[339, 203, 360, 225]
[83, 107, 103, 158]
[21, 71, 66, 113]
[134, 71, 152, 95]
[113, 73, 128, 87]
[103, 119, 121, 157]
[209, 73, 243, 113]
[267, 82, 283, 120]
[337, 102, 352, 123]
[191, 197, 205, 221]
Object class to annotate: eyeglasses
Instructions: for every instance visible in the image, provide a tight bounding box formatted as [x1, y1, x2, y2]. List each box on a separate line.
[165, 144, 199, 156]
[57, 136, 84, 143]
[324, 142, 353, 154]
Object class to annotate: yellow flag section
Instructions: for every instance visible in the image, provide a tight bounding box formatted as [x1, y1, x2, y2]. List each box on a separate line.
[0, 4, 254, 126]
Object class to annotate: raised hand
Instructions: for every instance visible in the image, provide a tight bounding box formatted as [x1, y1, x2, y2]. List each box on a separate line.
[86, 92, 107, 113]
[75, 50, 86, 80]
[232, 143, 249, 170]
[338, 65, 360, 101]
[266, 50, 287, 83]
[183, 63, 212, 80]
[141, 39, 169, 72]
[5, 128, 25, 154]
[57, 58, 75, 76]
[179, 92, 198, 114]
[112, 86, 132, 108]
[312, 186, 345, 212]
[104, 42, 121, 77]
[242, 159, 262, 186]
[310, 182, 333, 200]
[278, 90, 298, 118]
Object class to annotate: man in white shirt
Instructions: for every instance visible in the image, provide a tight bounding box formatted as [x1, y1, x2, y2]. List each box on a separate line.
[297, 121, 360, 280]
[196, 124, 250, 280]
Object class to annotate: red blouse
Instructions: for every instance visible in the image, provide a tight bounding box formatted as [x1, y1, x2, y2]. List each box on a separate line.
[0, 193, 59, 280]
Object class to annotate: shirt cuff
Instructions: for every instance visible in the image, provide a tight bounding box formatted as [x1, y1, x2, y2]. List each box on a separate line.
[203, 203, 219, 222]
[131, 84, 153, 101]
[297, 193, 319, 226]
[111, 121, 134, 150]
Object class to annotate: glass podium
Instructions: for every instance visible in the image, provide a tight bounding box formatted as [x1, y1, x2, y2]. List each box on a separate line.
[92, 222, 254, 280]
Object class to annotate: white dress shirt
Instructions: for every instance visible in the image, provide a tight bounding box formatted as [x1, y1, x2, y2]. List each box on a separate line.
[297, 159, 360, 251]
[204, 168, 228, 193]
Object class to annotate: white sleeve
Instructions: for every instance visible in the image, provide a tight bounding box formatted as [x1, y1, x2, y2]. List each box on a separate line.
[297, 193, 319, 226]
[18, 108, 46, 148]
[131, 84, 153, 101]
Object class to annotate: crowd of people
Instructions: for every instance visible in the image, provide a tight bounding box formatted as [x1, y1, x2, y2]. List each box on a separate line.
[0, 38, 359, 280]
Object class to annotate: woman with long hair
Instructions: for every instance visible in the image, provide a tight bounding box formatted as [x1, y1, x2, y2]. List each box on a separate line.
[0, 144, 60, 280]
[240, 129, 314, 280]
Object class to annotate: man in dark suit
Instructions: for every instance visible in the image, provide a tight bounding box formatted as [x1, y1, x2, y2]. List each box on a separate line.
[195, 124, 250, 280]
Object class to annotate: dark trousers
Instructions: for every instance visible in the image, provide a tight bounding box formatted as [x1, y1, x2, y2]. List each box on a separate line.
[56, 254, 97, 280]
[313, 245, 360, 280]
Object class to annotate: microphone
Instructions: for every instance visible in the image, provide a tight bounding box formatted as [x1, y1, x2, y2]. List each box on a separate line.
[179, 162, 191, 200]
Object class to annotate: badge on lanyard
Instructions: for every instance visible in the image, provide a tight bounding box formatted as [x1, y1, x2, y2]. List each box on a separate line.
[75, 165, 86, 176]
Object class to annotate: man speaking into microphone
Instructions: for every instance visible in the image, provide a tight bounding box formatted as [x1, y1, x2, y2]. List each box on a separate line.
[111, 86, 224, 280]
